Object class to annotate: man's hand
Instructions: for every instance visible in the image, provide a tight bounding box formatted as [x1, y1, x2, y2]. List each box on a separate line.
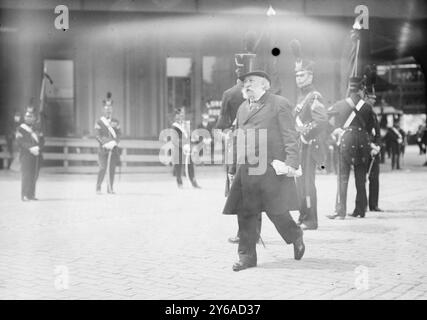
[370, 143, 380, 156]
[103, 140, 117, 150]
[29, 146, 40, 156]
[271, 160, 302, 177]
[286, 165, 303, 177]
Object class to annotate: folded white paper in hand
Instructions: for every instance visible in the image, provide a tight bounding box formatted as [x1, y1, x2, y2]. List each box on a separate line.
[271, 160, 302, 177]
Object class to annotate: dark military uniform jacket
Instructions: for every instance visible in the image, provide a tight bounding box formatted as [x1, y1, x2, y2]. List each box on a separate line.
[16, 123, 44, 159]
[328, 93, 377, 165]
[294, 86, 328, 164]
[216, 82, 245, 130]
[95, 116, 121, 156]
[223, 91, 300, 216]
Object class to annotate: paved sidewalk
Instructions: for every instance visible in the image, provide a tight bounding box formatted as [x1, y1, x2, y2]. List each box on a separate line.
[0, 146, 426, 300]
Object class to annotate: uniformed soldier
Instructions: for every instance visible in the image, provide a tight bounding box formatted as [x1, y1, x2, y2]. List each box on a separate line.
[385, 117, 406, 170]
[16, 111, 44, 201]
[196, 113, 214, 164]
[95, 93, 121, 194]
[366, 88, 383, 212]
[290, 39, 328, 230]
[326, 77, 378, 219]
[171, 107, 201, 189]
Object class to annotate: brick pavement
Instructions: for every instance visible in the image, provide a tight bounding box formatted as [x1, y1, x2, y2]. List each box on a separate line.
[0, 146, 426, 300]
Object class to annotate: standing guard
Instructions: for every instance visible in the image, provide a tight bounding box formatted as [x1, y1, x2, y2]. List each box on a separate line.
[16, 111, 44, 201]
[326, 77, 378, 219]
[385, 118, 405, 170]
[171, 108, 201, 189]
[365, 86, 383, 212]
[95, 92, 121, 194]
[290, 40, 328, 230]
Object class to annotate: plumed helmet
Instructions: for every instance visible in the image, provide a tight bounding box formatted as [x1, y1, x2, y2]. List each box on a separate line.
[290, 39, 314, 74]
[103, 92, 113, 107]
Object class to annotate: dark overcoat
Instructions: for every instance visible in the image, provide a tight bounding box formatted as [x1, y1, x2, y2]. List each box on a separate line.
[222, 91, 300, 216]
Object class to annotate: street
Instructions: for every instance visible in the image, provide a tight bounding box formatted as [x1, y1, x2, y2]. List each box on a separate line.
[0, 146, 426, 300]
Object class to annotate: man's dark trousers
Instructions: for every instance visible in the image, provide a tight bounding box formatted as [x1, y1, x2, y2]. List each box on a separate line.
[236, 165, 302, 265]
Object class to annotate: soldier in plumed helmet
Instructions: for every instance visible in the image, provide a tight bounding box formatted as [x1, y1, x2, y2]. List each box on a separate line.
[95, 92, 121, 194]
[290, 40, 328, 230]
[16, 110, 44, 201]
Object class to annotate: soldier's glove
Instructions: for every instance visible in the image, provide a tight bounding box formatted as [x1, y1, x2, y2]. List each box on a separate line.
[397, 138, 403, 145]
[370, 143, 380, 156]
[29, 146, 40, 156]
[103, 140, 117, 150]
[183, 144, 191, 155]
[332, 128, 344, 138]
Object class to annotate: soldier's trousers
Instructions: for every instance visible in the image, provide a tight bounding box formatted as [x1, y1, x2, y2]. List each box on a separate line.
[368, 155, 380, 210]
[237, 210, 302, 266]
[297, 145, 318, 228]
[21, 153, 40, 199]
[391, 151, 401, 170]
[335, 157, 367, 216]
[174, 160, 195, 185]
[97, 150, 118, 191]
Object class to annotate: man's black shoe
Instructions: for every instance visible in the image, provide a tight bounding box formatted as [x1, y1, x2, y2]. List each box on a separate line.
[232, 261, 256, 272]
[29, 197, 39, 201]
[293, 234, 305, 260]
[349, 211, 365, 218]
[370, 207, 383, 212]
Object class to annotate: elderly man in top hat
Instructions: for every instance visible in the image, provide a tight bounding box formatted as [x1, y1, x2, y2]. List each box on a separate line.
[223, 70, 305, 272]
[327, 77, 379, 219]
